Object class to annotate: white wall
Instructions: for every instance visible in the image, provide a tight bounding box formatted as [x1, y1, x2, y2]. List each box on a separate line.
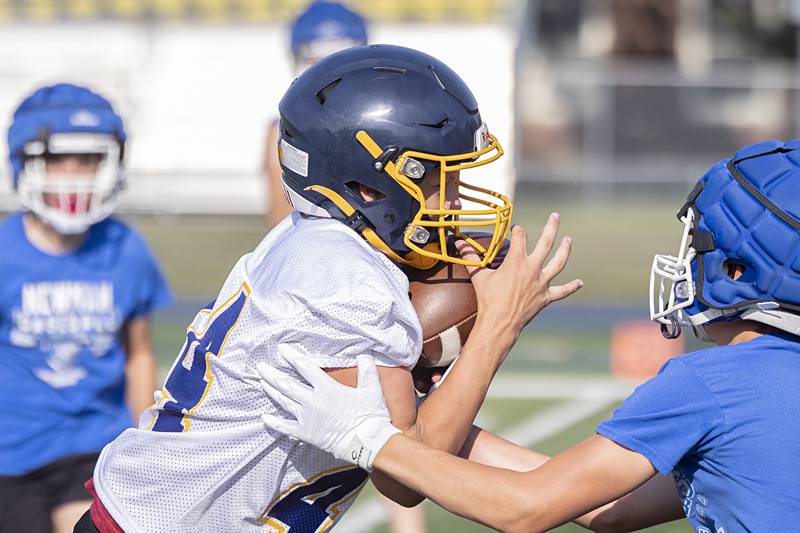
[0, 22, 515, 214]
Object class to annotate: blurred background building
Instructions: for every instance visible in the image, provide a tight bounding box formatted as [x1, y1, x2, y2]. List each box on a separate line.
[518, 0, 800, 200]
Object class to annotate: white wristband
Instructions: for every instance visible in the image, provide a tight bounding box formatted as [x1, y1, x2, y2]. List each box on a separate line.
[342, 421, 401, 471]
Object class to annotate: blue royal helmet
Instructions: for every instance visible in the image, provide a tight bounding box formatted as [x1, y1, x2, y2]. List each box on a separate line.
[650, 140, 800, 339]
[7, 83, 126, 234]
[290, 1, 368, 70]
[277, 44, 512, 270]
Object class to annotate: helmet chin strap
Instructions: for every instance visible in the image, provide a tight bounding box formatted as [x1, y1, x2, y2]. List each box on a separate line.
[658, 315, 711, 342]
[740, 304, 800, 337]
[691, 324, 714, 343]
[686, 302, 800, 341]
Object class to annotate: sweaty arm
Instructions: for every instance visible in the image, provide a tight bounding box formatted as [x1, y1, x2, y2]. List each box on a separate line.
[460, 427, 684, 531]
[123, 316, 158, 422]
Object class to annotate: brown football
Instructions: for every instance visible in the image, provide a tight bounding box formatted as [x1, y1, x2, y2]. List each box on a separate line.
[407, 234, 509, 367]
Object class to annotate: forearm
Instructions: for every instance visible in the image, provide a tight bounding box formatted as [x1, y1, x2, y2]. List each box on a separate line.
[460, 428, 600, 529]
[409, 318, 513, 454]
[377, 433, 551, 531]
[372, 327, 511, 506]
[375, 397, 538, 507]
[581, 474, 684, 532]
[460, 427, 681, 531]
[460, 425, 550, 470]
[375, 434, 655, 533]
[125, 350, 157, 421]
[460, 428, 605, 529]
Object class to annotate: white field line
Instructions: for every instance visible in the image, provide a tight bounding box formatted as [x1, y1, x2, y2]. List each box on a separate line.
[337, 380, 631, 533]
[487, 375, 636, 400]
[500, 397, 612, 447]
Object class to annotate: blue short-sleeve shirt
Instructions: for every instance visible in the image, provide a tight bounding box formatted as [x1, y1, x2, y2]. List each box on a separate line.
[0, 212, 172, 475]
[597, 333, 800, 531]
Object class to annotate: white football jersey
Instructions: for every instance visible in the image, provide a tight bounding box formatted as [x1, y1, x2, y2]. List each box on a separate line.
[93, 213, 422, 533]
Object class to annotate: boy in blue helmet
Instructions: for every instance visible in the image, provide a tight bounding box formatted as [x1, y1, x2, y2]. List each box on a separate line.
[290, 1, 368, 74]
[0, 83, 172, 533]
[84, 45, 581, 532]
[260, 140, 800, 531]
[264, 1, 368, 228]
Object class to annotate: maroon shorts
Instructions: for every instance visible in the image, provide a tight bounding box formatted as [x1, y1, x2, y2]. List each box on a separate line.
[76, 479, 123, 533]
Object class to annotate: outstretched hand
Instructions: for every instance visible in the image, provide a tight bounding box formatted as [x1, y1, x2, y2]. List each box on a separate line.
[456, 213, 582, 349]
[257, 344, 400, 471]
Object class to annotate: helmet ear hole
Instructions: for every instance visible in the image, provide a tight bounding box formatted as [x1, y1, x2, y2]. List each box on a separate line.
[346, 180, 385, 203]
[724, 260, 746, 281]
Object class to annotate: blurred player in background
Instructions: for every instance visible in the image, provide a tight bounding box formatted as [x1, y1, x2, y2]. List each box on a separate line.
[0, 83, 172, 533]
[261, 141, 800, 532]
[263, 0, 367, 229]
[81, 45, 581, 533]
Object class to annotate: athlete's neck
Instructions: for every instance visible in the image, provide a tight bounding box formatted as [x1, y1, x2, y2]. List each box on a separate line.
[706, 320, 765, 346]
[23, 212, 87, 255]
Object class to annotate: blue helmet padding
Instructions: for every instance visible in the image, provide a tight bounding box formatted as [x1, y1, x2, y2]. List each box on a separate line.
[290, 1, 367, 54]
[685, 140, 800, 320]
[7, 83, 126, 186]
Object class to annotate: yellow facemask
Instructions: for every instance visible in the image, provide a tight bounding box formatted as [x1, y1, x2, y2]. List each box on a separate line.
[356, 129, 512, 269]
[304, 129, 513, 270]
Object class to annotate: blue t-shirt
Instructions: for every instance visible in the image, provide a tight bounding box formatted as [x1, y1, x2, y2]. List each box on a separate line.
[597, 333, 800, 532]
[0, 212, 172, 475]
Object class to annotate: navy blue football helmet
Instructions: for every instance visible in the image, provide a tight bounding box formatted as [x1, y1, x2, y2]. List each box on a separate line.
[651, 140, 800, 339]
[278, 44, 512, 269]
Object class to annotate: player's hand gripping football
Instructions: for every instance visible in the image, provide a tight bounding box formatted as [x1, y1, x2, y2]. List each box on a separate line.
[457, 213, 582, 353]
[257, 345, 399, 471]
